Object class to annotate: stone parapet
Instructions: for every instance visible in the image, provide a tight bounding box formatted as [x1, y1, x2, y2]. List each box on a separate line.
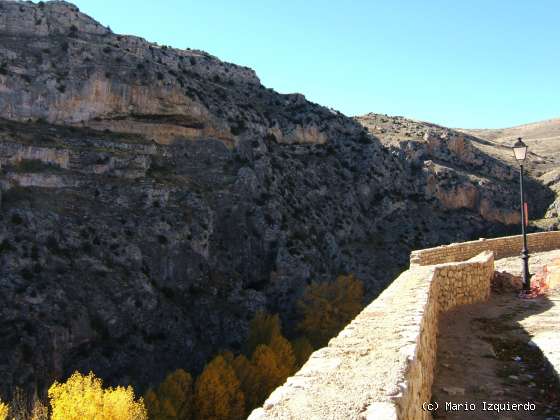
[249, 251, 495, 420]
[410, 231, 560, 267]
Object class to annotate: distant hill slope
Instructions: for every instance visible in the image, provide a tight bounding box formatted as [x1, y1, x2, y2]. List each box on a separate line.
[461, 118, 560, 156]
[459, 117, 560, 173]
[460, 118, 560, 220]
[356, 113, 559, 222]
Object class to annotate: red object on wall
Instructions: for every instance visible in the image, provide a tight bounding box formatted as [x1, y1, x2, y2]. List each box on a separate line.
[524, 202, 529, 226]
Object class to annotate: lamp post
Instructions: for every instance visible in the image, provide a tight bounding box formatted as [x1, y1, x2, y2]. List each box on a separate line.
[512, 137, 531, 291]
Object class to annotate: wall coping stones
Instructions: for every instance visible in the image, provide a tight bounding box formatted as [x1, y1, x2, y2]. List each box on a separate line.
[410, 231, 560, 266]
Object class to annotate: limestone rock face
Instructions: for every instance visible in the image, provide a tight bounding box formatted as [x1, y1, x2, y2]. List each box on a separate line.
[356, 113, 552, 225]
[460, 118, 560, 222]
[0, 1, 554, 400]
[0, 1, 350, 146]
[540, 169, 560, 220]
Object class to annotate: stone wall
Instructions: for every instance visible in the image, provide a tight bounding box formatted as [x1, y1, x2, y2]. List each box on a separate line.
[436, 253, 495, 312]
[250, 231, 560, 419]
[410, 231, 560, 266]
[249, 251, 495, 420]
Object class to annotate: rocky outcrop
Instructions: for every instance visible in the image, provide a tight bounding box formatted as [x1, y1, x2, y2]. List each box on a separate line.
[540, 169, 560, 220]
[356, 113, 553, 225]
[459, 118, 560, 224]
[0, 1, 352, 146]
[0, 1, 554, 401]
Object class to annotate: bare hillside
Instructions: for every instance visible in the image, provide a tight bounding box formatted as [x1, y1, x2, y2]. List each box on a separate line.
[461, 118, 560, 157]
[460, 118, 560, 220]
[356, 113, 559, 223]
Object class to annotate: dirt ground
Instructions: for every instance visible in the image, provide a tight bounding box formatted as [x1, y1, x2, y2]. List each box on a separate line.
[431, 250, 560, 420]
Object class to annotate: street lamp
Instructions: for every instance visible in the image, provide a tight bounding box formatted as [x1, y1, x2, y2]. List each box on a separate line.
[512, 137, 531, 291]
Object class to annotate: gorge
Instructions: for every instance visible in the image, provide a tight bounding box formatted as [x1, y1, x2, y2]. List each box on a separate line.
[0, 0, 557, 403]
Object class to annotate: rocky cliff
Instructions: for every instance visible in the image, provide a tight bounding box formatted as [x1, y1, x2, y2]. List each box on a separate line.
[460, 118, 560, 223]
[0, 1, 553, 398]
[356, 113, 553, 225]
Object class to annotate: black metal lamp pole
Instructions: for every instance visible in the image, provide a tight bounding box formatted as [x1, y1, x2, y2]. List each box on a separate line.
[513, 137, 531, 291]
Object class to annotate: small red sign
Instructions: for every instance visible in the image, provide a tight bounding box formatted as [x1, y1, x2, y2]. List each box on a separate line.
[524, 202, 529, 226]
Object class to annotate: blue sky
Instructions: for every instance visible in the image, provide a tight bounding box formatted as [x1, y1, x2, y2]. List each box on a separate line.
[70, 0, 559, 129]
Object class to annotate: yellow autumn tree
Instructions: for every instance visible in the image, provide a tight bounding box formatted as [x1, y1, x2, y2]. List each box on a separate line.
[291, 337, 314, 369]
[102, 386, 148, 419]
[297, 274, 364, 347]
[48, 371, 147, 420]
[0, 398, 8, 420]
[250, 344, 284, 404]
[144, 391, 162, 419]
[231, 354, 261, 412]
[194, 355, 245, 420]
[145, 369, 194, 420]
[245, 310, 295, 377]
[269, 334, 296, 378]
[245, 311, 282, 356]
[220, 350, 235, 364]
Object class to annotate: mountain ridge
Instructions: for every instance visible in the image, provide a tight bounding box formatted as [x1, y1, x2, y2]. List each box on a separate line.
[459, 116, 560, 221]
[0, 0, 555, 399]
[461, 116, 560, 136]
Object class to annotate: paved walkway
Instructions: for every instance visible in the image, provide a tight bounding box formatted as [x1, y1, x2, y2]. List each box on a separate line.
[497, 250, 560, 387]
[431, 250, 560, 420]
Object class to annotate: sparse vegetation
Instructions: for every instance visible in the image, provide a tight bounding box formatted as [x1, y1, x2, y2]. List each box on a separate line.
[230, 118, 247, 135]
[30, 395, 49, 420]
[11, 213, 23, 225]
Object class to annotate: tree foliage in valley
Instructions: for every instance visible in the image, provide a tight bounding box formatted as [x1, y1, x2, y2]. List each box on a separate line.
[231, 354, 261, 412]
[269, 334, 296, 379]
[0, 398, 8, 420]
[48, 371, 147, 420]
[245, 311, 282, 356]
[2, 274, 363, 420]
[30, 395, 49, 420]
[145, 369, 194, 420]
[193, 355, 245, 420]
[250, 344, 285, 403]
[297, 274, 364, 347]
[291, 336, 314, 369]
